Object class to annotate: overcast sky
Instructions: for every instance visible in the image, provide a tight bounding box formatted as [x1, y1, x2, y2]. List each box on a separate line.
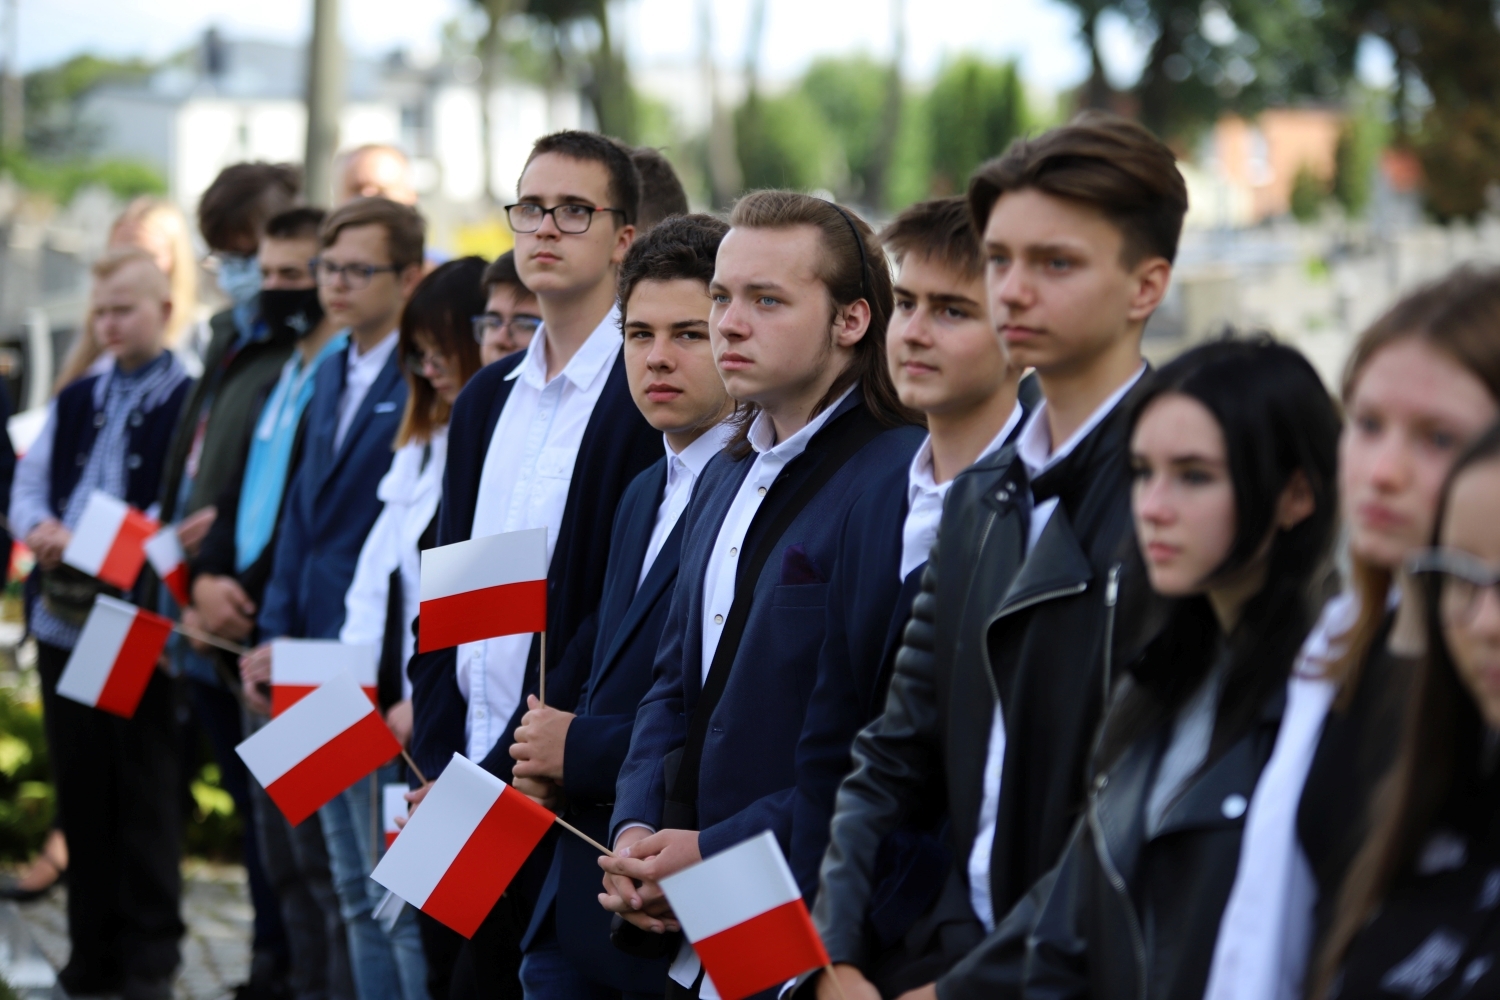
[18, 0, 1132, 91]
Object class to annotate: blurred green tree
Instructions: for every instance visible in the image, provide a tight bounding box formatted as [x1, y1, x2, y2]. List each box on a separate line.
[800, 55, 890, 203]
[22, 54, 154, 157]
[927, 55, 1027, 197]
[735, 90, 841, 192]
[1289, 163, 1327, 222]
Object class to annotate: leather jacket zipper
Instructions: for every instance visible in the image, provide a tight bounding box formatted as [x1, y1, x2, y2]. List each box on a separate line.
[1087, 791, 1148, 1000]
[1101, 563, 1121, 704]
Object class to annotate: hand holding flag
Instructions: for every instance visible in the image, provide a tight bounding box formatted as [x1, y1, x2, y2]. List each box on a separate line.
[56, 595, 173, 718]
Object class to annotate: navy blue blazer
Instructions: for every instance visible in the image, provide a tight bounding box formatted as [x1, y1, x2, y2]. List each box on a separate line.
[610, 394, 924, 861]
[257, 341, 407, 641]
[406, 348, 660, 783]
[521, 457, 681, 989]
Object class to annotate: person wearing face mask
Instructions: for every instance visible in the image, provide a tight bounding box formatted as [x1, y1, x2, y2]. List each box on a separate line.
[1309, 422, 1500, 998]
[187, 206, 356, 1000]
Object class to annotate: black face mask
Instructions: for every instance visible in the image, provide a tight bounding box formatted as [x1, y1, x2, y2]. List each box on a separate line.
[259, 287, 325, 340]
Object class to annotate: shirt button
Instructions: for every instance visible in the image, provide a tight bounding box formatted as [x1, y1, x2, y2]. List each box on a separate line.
[713, 614, 724, 625]
[757, 486, 766, 496]
[1221, 794, 1248, 819]
[729, 546, 738, 556]
[126, 454, 143, 470]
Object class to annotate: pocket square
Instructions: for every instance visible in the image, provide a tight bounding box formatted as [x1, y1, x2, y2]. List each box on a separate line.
[374, 400, 398, 413]
[779, 543, 825, 585]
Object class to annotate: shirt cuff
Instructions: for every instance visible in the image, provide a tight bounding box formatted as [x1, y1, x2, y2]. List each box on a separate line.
[614, 822, 656, 848]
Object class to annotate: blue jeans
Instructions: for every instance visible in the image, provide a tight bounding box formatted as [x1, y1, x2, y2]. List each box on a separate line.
[319, 763, 429, 1000]
[519, 927, 661, 1000]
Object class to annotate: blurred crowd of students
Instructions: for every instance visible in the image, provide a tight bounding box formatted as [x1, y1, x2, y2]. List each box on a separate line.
[2, 116, 1499, 1000]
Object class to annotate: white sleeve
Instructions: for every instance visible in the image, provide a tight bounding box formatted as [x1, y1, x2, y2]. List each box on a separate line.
[9, 404, 57, 538]
[338, 502, 399, 648]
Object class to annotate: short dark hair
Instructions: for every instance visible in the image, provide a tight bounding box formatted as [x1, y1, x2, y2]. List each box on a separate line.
[264, 207, 326, 243]
[198, 162, 302, 251]
[523, 130, 641, 227]
[631, 147, 689, 231]
[967, 111, 1188, 266]
[481, 250, 533, 298]
[319, 197, 426, 272]
[397, 257, 487, 447]
[617, 214, 729, 324]
[881, 197, 983, 279]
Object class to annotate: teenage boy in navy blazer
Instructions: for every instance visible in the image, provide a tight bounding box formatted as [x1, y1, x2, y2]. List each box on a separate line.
[599, 192, 924, 1000]
[404, 131, 661, 997]
[811, 113, 1185, 1000]
[244, 197, 424, 1000]
[10, 250, 193, 1000]
[507, 214, 736, 999]
[790, 197, 1030, 997]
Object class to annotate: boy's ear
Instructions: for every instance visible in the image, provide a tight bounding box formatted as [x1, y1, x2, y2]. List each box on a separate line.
[1126, 257, 1172, 325]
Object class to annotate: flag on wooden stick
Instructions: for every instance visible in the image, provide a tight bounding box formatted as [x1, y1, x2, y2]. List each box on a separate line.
[62, 491, 156, 590]
[56, 595, 172, 718]
[418, 528, 546, 652]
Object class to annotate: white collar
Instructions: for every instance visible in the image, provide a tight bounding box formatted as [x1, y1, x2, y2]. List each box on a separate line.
[746, 385, 856, 457]
[665, 419, 736, 476]
[506, 304, 621, 392]
[1015, 364, 1146, 478]
[347, 329, 398, 371]
[908, 398, 1026, 496]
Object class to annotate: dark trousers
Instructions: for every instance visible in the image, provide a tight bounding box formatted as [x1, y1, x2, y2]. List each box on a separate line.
[185, 677, 289, 970]
[416, 895, 525, 1000]
[37, 640, 185, 993]
[251, 767, 354, 1000]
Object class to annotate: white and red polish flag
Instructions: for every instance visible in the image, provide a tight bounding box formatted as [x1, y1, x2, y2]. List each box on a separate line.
[382, 783, 408, 850]
[62, 491, 157, 590]
[418, 527, 547, 652]
[235, 669, 401, 826]
[270, 639, 379, 717]
[144, 526, 189, 606]
[56, 595, 173, 718]
[371, 753, 554, 937]
[659, 831, 830, 1000]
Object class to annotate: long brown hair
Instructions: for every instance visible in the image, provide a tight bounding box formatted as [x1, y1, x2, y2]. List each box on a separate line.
[396, 257, 486, 447]
[1327, 266, 1500, 702]
[1310, 422, 1500, 999]
[722, 190, 919, 457]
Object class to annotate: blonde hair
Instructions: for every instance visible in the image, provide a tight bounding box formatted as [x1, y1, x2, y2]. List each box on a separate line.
[55, 198, 199, 393]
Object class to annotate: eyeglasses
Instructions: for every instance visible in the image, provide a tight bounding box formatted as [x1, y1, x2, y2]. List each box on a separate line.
[472, 313, 542, 344]
[405, 349, 451, 377]
[1408, 547, 1500, 626]
[505, 203, 626, 235]
[311, 257, 401, 289]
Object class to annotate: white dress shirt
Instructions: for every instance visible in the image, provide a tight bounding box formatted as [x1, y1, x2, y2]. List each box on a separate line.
[966, 364, 1145, 932]
[334, 330, 398, 451]
[639, 422, 735, 591]
[697, 388, 852, 683]
[899, 401, 1024, 581]
[456, 308, 621, 762]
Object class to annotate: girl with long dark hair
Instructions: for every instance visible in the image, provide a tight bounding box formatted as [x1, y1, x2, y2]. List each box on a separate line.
[1020, 336, 1341, 998]
[1312, 422, 1500, 997]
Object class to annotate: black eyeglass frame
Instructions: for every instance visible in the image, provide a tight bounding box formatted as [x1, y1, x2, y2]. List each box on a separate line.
[504, 202, 627, 235]
[310, 257, 402, 289]
[471, 313, 543, 344]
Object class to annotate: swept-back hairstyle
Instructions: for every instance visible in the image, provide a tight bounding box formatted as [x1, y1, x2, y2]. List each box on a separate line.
[1097, 335, 1341, 771]
[396, 257, 487, 447]
[617, 213, 728, 322]
[967, 110, 1188, 267]
[723, 190, 919, 456]
[524, 130, 641, 227]
[320, 196, 426, 273]
[197, 161, 302, 251]
[1329, 266, 1500, 703]
[880, 196, 984, 279]
[1312, 421, 1500, 999]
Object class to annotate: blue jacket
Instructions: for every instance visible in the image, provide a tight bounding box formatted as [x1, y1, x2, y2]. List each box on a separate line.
[521, 457, 682, 989]
[406, 349, 660, 783]
[257, 341, 407, 641]
[610, 394, 923, 861]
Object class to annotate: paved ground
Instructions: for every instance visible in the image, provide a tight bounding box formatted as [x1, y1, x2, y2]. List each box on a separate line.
[0, 862, 252, 1000]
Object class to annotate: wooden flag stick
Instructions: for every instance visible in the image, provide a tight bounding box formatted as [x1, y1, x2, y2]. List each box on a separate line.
[553, 814, 613, 857]
[173, 622, 249, 657]
[823, 965, 850, 1000]
[400, 749, 428, 786]
[539, 630, 547, 707]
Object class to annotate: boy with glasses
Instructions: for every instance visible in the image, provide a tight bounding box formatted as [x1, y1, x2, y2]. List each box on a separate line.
[406, 130, 661, 997]
[475, 250, 542, 364]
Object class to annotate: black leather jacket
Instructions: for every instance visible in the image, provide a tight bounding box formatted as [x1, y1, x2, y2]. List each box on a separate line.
[1021, 678, 1286, 1000]
[813, 376, 1167, 1000]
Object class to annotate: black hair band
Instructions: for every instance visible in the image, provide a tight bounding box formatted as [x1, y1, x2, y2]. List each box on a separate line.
[829, 202, 871, 303]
